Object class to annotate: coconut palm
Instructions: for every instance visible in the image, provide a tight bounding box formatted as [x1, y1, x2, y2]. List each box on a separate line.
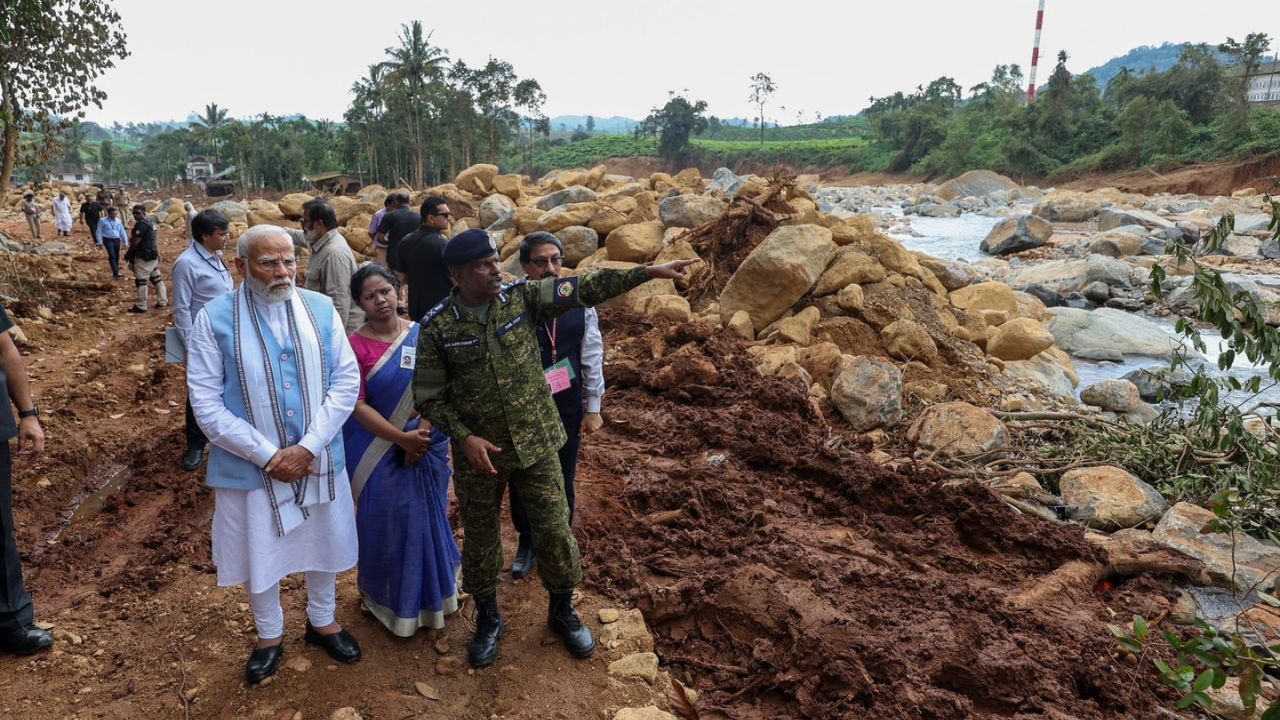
[192, 102, 228, 155]
[377, 21, 448, 187]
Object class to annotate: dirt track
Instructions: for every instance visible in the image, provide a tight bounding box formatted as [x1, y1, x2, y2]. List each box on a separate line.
[0, 214, 1182, 718]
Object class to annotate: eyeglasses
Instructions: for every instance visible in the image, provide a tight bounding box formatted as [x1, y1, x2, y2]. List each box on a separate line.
[254, 257, 298, 269]
[530, 255, 563, 268]
[431, 212, 453, 218]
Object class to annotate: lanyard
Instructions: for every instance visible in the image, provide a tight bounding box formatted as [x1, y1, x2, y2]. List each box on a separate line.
[195, 242, 231, 277]
[544, 319, 558, 361]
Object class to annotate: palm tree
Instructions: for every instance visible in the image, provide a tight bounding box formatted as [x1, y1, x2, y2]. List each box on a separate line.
[377, 21, 448, 188]
[193, 102, 229, 155]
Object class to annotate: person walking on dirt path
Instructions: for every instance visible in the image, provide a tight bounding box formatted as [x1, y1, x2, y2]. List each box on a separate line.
[80, 195, 103, 246]
[52, 192, 73, 238]
[20, 194, 41, 241]
[506, 232, 605, 581]
[186, 225, 363, 685]
[0, 301, 51, 656]
[124, 205, 168, 314]
[96, 206, 128, 278]
[284, 199, 365, 334]
[343, 264, 461, 638]
[412, 228, 698, 668]
[172, 209, 233, 471]
[393, 195, 453, 321]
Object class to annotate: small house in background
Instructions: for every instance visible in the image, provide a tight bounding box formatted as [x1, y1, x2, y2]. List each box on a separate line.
[48, 163, 96, 185]
[304, 171, 362, 196]
[185, 156, 219, 183]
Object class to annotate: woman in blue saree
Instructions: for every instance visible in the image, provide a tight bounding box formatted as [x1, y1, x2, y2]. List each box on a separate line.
[344, 265, 460, 637]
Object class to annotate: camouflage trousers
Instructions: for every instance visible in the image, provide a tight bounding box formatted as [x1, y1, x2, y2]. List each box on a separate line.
[454, 449, 582, 597]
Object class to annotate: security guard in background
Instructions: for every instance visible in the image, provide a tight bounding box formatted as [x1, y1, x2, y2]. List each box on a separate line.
[413, 228, 697, 668]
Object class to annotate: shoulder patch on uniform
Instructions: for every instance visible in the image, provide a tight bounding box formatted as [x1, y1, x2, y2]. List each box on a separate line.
[552, 276, 579, 305]
[421, 299, 451, 325]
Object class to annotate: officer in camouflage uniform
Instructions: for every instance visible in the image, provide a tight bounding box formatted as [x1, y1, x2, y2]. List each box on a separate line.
[413, 228, 698, 668]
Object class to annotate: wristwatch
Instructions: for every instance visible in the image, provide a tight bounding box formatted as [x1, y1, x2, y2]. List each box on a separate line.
[17, 405, 38, 419]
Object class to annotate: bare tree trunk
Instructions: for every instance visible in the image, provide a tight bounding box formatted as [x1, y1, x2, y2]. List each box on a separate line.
[0, 73, 21, 193]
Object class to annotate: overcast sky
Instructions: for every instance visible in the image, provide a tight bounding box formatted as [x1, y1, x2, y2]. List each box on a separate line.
[82, 0, 1275, 126]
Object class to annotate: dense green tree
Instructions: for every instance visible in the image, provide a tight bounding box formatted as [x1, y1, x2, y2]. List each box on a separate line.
[1218, 33, 1273, 137]
[0, 0, 129, 190]
[636, 93, 708, 162]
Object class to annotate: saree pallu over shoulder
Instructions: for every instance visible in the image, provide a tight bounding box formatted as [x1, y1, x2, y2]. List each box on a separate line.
[346, 323, 421, 502]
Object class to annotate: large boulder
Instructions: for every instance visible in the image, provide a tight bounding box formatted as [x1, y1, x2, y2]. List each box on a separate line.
[916, 255, 981, 292]
[935, 170, 1024, 201]
[1033, 191, 1102, 222]
[719, 225, 836, 332]
[1044, 307, 1183, 360]
[1098, 207, 1175, 232]
[605, 221, 665, 263]
[829, 356, 903, 431]
[246, 199, 286, 227]
[1005, 255, 1133, 294]
[278, 193, 315, 220]
[880, 319, 936, 360]
[537, 185, 597, 211]
[1154, 502, 1280, 591]
[539, 202, 598, 233]
[491, 174, 524, 201]
[908, 402, 1008, 457]
[812, 248, 886, 296]
[590, 260, 677, 312]
[659, 195, 727, 229]
[479, 193, 517, 228]
[1003, 352, 1078, 397]
[980, 215, 1053, 255]
[1079, 379, 1143, 413]
[554, 226, 599, 266]
[211, 200, 248, 225]
[1059, 466, 1168, 530]
[986, 317, 1054, 361]
[1087, 230, 1146, 258]
[455, 163, 499, 195]
[1122, 366, 1194, 402]
[949, 281, 1019, 316]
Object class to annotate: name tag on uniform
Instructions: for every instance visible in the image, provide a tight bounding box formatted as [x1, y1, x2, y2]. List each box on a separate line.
[400, 345, 416, 370]
[544, 358, 575, 394]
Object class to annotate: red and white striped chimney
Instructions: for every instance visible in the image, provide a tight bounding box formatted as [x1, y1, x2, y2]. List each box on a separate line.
[1027, 0, 1046, 101]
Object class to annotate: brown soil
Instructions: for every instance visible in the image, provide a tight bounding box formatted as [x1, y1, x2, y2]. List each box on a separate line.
[576, 319, 1178, 719]
[0, 218, 667, 719]
[1056, 154, 1280, 196]
[0, 206, 1179, 720]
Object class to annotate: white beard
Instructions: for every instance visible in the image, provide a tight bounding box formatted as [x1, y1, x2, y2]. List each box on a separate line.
[246, 274, 295, 304]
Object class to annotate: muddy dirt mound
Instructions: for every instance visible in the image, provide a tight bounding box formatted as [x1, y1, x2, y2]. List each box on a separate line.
[577, 320, 1173, 719]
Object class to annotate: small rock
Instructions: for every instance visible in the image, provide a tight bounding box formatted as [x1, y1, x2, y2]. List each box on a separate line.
[598, 608, 621, 624]
[182, 687, 199, 702]
[329, 708, 362, 720]
[1080, 379, 1143, 413]
[434, 656, 464, 675]
[433, 638, 450, 655]
[613, 708, 679, 720]
[907, 402, 1007, 457]
[285, 656, 311, 672]
[415, 681, 440, 700]
[607, 652, 659, 684]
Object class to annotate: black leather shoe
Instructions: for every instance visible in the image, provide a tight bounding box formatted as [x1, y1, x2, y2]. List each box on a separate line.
[548, 592, 594, 659]
[468, 593, 505, 668]
[0, 625, 54, 655]
[511, 538, 536, 580]
[244, 642, 283, 684]
[180, 445, 205, 471]
[304, 621, 361, 664]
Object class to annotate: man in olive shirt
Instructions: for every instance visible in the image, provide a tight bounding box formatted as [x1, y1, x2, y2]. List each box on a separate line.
[413, 228, 697, 668]
[394, 196, 453, 320]
[0, 303, 50, 655]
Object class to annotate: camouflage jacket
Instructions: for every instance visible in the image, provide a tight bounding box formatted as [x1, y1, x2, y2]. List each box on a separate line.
[414, 266, 649, 469]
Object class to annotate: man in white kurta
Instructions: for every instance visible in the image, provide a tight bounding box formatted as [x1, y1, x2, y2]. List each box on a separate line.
[52, 193, 73, 237]
[186, 225, 362, 684]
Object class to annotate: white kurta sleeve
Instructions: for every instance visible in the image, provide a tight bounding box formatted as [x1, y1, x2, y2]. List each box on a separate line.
[297, 307, 360, 459]
[581, 307, 606, 413]
[186, 309, 279, 467]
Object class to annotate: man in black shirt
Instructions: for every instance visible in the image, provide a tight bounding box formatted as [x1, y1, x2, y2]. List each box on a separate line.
[394, 196, 454, 319]
[124, 205, 168, 313]
[0, 303, 51, 655]
[375, 193, 422, 273]
[80, 196, 103, 247]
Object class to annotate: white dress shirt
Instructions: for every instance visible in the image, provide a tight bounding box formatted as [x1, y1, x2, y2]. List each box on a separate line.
[171, 241, 234, 343]
[580, 308, 605, 413]
[185, 291, 360, 468]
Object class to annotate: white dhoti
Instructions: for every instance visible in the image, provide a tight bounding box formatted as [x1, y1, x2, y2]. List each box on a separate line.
[212, 473, 358, 595]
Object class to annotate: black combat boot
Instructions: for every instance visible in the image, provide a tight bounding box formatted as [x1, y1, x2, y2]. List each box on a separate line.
[547, 592, 595, 658]
[510, 536, 535, 579]
[468, 593, 504, 668]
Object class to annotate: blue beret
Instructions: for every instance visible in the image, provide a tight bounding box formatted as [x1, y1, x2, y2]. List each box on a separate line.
[443, 228, 498, 268]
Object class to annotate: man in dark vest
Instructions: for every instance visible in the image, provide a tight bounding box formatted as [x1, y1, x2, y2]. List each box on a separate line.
[508, 232, 605, 580]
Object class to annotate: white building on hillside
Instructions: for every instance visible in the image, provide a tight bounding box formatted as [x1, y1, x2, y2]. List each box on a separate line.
[48, 164, 96, 185]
